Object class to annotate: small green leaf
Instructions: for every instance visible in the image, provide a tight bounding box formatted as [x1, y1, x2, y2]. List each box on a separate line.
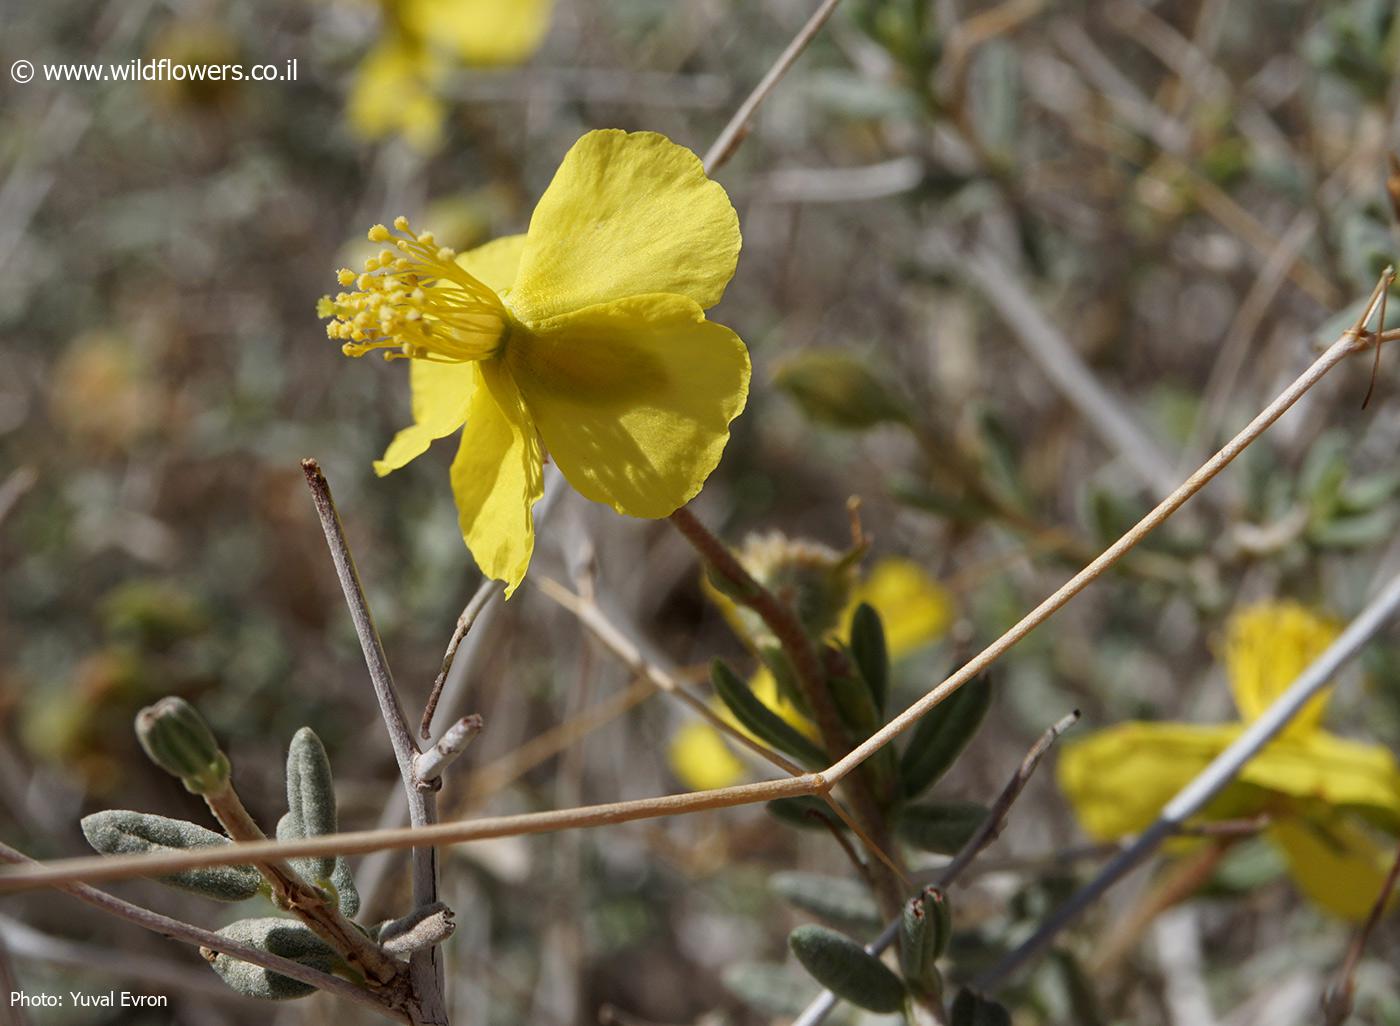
[81, 810, 259, 902]
[711, 660, 828, 769]
[285, 727, 337, 881]
[331, 856, 360, 918]
[208, 918, 338, 1000]
[789, 925, 906, 1013]
[275, 812, 354, 914]
[899, 677, 992, 799]
[770, 872, 881, 931]
[950, 988, 1012, 1026]
[897, 801, 990, 855]
[849, 604, 890, 713]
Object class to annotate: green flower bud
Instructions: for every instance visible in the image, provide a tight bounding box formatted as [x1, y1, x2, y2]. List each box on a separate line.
[135, 697, 229, 795]
[899, 886, 951, 997]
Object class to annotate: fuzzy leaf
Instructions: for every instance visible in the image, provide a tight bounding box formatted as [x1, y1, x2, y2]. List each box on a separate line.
[81, 810, 259, 902]
[897, 801, 990, 855]
[285, 727, 337, 880]
[770, 872, 881, 931]
[208, 918, 338, 1000]
[788, 925, 906, 1014]
[275, 812, 355, 915]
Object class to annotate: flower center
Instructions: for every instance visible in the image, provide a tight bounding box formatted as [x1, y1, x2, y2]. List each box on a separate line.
[319, 215, 508, 364]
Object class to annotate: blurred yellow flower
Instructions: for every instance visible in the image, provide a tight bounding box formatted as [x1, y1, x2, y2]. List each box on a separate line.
[348, 0, 552, 149]
[1059, 600, 1400, 920]
[670, 557, 952, 790]
[321, 130, 750, 595]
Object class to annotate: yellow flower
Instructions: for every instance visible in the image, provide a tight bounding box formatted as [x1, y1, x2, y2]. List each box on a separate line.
[1058, 600, 1400, 919]
[348, 0, 553, 149]
[320, 130, 750, 596]
[669, 556, 952, 790]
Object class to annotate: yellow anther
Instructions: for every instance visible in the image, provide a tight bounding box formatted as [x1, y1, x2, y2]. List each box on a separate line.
[368, 224, 390, 242]
[393, 215, 410, 231]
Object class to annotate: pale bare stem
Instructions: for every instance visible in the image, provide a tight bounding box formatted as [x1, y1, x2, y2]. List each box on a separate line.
[415, 714, 484, 786]
[1322, 839, 1400, 1025]
[790, 710, 1080, 1026]
[702, 0, 845, 174]
[422, 580, 500, 740]
[976, 567, 1400, 992]
[923, 236, 1179, 500]
[536, 576, 908, 887]
[300, 459, 446, 1025]
[936, 710, 1081, 886]
[0, 843, 404, 1023]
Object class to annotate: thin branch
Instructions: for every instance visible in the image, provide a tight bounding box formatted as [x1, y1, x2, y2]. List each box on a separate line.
[422, 581, 498, 740]
[301, 459, 445, 1024]
[1322, 839, 1400, 1025]
[975, 567, 1400, 991]
[703, 0, 844, 174]
[937, 710, 1080, 885]
[791, 710, 1079, 1026]
[1, 318, 1394, 907]
[0, 843, 401, 1022]
[923, 236, 1179, 500]
[415, 714, 483, 786]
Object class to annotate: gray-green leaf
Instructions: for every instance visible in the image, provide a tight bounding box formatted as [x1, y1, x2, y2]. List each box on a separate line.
[788, 925, 906, 1014]
[896, 801, 990, 855]
[770, 872, 881, 931]
[80, 810, 259, 902]
[208, 918, 338, 1000]
[285, 727, 337, 881]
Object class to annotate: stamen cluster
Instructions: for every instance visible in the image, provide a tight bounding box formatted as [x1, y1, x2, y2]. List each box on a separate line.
[319, 216, 507, 364]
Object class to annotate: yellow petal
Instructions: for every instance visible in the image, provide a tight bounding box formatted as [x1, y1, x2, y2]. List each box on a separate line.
[457, 233, 527, 295]
[1224, 601, 1340, 733]
[845, 558, 952, 659]
[1239, 731, 1400, 829]
[1269, 814, 1397, 920]
[508, 293, 749, 518]
[346, 40, 445, 151]
[449, 361, 544, 596]
[668, 720, 747, 791]
[402, 0, 552, 66]
[508, 131, 741, 324]
[1057, 722, 1245, 840]
[373, 359, 477, 476]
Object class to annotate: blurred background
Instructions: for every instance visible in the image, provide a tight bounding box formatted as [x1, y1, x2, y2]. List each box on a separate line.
[3, 0, 1400, 1023]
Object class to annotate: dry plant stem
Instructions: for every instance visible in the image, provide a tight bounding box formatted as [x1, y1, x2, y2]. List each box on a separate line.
[203, 781, 404, 991]
[1323, 839, 1400, 1025]
[0, 843, 404, 1022]
[416, 715, 483, 785]
[422, 581, 499, 740]
[6, 324, 1398, 896]
[301, 459, 445, 1024]
[540, 575, 910, 886]
[976, 565, 1400, 991]
[667, 506, 906, 914]
[702, 0, 844, 173]
[791, 710, 1079, 1026]
[824, 327, 1392, 789]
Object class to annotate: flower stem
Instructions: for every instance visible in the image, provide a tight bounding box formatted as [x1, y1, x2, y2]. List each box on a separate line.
[668, 505, 906, 915]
